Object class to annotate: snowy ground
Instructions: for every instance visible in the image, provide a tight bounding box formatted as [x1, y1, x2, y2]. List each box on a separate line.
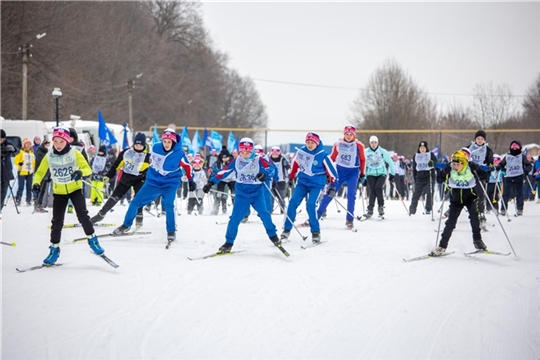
[2, 192, 539, 360]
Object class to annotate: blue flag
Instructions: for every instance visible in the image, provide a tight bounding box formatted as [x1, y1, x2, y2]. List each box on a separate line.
[431, 145, 439, 160]
[192, 130, 202, 154]
[97, 110, 117, 147]
[203, 127, 213, 149]
[152, 124, 160, 145]
[181, 126, 192, 153]
[227, 131, 236, 152]
[122, 122, 129, 149]
[211, 131, 223, 150]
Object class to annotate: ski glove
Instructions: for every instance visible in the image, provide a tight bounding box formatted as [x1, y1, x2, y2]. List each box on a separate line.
[358, 174, 366, 187]
[326, 187, 336, 197]
[434, 162, 447, 170]
[18, 162, 23, 166]
[71, 170, 83, 181]
[202, 181, 214, 194]
[388, 174, 395, 183]
[256, 172, 266, 182]
[287, 179, 295, 188]
[188, 181, 197, 192]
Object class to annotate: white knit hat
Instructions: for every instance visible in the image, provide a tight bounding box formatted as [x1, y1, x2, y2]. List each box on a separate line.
[369, 135, 379, 143]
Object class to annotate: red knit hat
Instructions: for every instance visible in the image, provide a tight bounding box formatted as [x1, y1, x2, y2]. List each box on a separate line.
[52, 127, 71, 143]
[305, 132, 320, 146]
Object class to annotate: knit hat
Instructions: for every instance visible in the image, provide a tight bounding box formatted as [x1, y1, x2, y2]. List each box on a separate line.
[68, 128, 78, 142]
[418, 141, 428, 150]
[52, 127, 71, 143]
[510, 140, 522, 150]
[238, 137, 254, 152]
[33, 136, 41, 143]
[460, 147, 471, 160]
[133, 132, 146, 146]
[0, 129, 6, 139]
[305, 132, 321, 146]
[22, 138, 32, 147]
[192, 158, 203, 167]
[89, 145, 96, 152]
[254, 144, 264, 155]
[369, 135, 378, 143]
[344, 124, 356, 135]
[98, 145, 106, 154]
[452, 151, 468, 166]
[271, 146, 281, 154]
[475, 130, 486, 140]
[162, 128, 177, 143]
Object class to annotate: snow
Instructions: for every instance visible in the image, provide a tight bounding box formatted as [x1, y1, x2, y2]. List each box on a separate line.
[2, 195, 539, 360]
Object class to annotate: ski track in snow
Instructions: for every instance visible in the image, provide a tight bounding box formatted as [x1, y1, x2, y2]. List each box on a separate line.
[2, 196, 539, 359]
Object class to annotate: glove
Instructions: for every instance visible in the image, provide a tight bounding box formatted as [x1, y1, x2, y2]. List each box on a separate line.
[71, 170, 83, 181]
[4, 144, 15, 152]
[102, 176, 110, 184]
[358, 174, 365, 187]
[271, 181, 277, 189]
[18, 162, 23, 166]
[389, 174, 395, 183]
[32, 183, 41, 197]
[434, 162, 446, 170]
[188, 181, 197, 192]
[479, 165, 489, 171]
[181, 175, 188, 182]
[202, 181, 214, 194]
[287, 179, 294, 188]
[256, 172, 266, 182]
[326, 187, 336, 197]
[428, 160, 434, 167]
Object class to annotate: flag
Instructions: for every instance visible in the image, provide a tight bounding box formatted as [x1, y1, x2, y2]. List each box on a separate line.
[192, 130, 202, 154]
[152, 124, 160, 145]
[211, 130, 223, 150]
[203, 127, 213, 149]
[181, 126, 192, 153]
[97, 110, 117, 147]
[122, 122, 129, 149]
[235, 136, 241, 151]
[227, 131, 236, 151]
[431, 145, 439, 160]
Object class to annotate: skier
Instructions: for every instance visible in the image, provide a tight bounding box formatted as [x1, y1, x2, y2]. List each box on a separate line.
[431, 149, 489, 255]
[32, 126, 105, 265]
[269, 146, 290, 214]
[202, 137, 281, 253]
[315, 124, 365, 229]
[485, 154, 502, 214]
[187, 157, 207, 215]
[497, 140, 532, 216]
[112, 129, 195, 243]
[467, 130, 494, 226]
[209, 150, 235, 215]
[364, 135, 395, 218]
[281, 132, 338, 243]
[408, 141, 437, 215]
[89, 146, 112, 206]
[90, 133, 150, 225]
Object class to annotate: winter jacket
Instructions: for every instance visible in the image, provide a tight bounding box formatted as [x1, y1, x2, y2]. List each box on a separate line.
[14, 148, 35, 175]
[289, 142, 338, 188]
[147, 137, 193, 188]
[1, 140, 17, 182]
[105, 144, 150, 186]
[364, 146, 395, 177]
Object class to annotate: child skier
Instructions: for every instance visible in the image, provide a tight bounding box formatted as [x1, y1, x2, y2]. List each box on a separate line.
[32, 126, 105, 265]
[112, 129, 195, 244]
[269, 146, 290, 214]
[486, 154, 502, 214]
[187, 157, 207, 215]
[408, 141, 437, 215]
[90, 133, 150, 225]
[431, 149, 488, 256]
[89, 146, 112, 206]
[497, 140, 532, 216]
[202, 137, 281, 254]
[281, 132, 338, 243]
[364, 135, 395, 218]
[315, 124, 365, 229]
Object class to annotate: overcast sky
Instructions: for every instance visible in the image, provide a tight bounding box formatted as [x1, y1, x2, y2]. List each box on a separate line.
[201, 2, 540, 147]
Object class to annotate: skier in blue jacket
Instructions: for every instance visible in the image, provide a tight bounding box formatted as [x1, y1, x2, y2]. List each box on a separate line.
[202, 137, 281, 254]
[112, 128, 195, 244]
[281, 132, 338, 243]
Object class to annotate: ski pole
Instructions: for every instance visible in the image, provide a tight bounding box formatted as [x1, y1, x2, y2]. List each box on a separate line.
[434, 183, 449, 247]
[476, 174, 518, 258]
[394, 187, 410, 216]
[82, 179, 105, 203]
[495, 181, 512, 222]
[429, 172, 435, 222]
[333, 197, 357, 221]
[210, 188, 236, 198]
[525, 175, 536, 196]
[263, 182, 307, 241]
[1, 241, 16, 247]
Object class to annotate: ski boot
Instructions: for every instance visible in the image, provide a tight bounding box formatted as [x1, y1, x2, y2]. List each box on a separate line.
[280, 230, 291, 240]
[517, 210, 523, 216]
[430, 246, 446, 256]
[270, 235, 281, 247]
[378, 206, 385, 216]
[311, 232, 321, 244]
[217, 242, 233, 254]
[241, 215, 249, 223]
[43, 244, 60, 265]
[473, 240, 487, 251]
[135, 214, 143, 227]
[90, 211, 105, 224]
[345, 220, 354, 230]
[167, 232, 176, 242]
[112, 224, 130, 236]
[87, 234, 104, 255]
[364, 209, 373, 219]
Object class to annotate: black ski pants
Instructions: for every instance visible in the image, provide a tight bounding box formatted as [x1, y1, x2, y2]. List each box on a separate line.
[51, 189, 94, 244]
[366, 175, 386, 211]
[439, 195, 482, 249]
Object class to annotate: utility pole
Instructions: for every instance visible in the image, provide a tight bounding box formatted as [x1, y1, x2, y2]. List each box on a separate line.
[20, 43, 31, 120]
[127, 79, 134, 131]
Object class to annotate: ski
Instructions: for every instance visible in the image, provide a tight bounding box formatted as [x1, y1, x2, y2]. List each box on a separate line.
[357, 214, 384, 222]
[346, 227, 358, 233]
[99, 254, 119, 268]
[48, 223, 116, 229]
[403, 251, 455, 262]
[72, 228, 151, 243]
[16, 264, 63, 273]
[165, 240, 174, 249]
[144, 207, 156, 217]
[301, 241, 326, 249]
[464, 249, 511, 257]
[187, 250, 247, 261]
[275, 243, 290, 257]
[215, 220, 261, 225]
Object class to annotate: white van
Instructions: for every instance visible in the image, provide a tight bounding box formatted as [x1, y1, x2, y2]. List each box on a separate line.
[0, 118, 49, 150]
